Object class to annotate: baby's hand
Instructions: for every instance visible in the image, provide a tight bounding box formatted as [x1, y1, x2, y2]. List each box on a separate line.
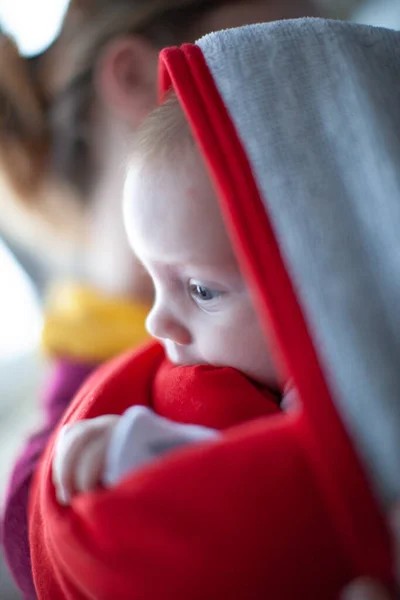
[103, 406, 220, 487]
[52, 415, 120, 505]
[53, 407, 219, 505]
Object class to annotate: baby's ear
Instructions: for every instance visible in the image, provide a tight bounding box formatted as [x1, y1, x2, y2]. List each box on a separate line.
[0, 34, 48, 199]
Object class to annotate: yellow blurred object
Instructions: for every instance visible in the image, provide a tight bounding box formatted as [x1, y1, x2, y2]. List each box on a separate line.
[42, 282, 149, 362]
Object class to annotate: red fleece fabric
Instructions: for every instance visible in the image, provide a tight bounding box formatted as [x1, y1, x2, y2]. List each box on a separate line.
[28, 348, 392, 600]
[29, 42, 394, 599]
[29, 341, 286, 599]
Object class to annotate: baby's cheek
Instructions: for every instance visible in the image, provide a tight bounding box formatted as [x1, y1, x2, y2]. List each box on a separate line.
[199, 323, 250, 370]
[240, 326, 279, 388]
[205, 318, 277, 387]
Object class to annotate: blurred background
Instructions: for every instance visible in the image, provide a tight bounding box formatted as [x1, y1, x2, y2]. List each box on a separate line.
[0, 0, 399, 597]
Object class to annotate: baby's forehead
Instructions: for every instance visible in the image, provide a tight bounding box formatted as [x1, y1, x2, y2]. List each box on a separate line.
[126, 152, 196, 215]
[127, 146, 210, 212]
[124, 153, 235, 266]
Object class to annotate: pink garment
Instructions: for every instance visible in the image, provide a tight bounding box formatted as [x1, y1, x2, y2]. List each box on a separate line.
[1, 359, 96, 599]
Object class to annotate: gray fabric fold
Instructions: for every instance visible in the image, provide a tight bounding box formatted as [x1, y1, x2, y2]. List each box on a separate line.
[198, 18, 400, 505]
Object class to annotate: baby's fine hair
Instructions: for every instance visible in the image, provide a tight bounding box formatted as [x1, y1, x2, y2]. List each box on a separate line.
[133, 93, 195, 167]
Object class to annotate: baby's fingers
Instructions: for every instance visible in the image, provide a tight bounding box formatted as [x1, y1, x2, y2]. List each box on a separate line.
[74, 434, 109, 494]
[52, 422, 95, 505]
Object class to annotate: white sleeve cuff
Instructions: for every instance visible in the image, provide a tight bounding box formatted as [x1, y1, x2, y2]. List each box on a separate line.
[102, 405, 220, 487]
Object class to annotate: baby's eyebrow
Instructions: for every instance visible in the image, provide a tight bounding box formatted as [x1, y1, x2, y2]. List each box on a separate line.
[149, 260, 186, 275]
[143, 254, 241, 280]
[149, 259, 211, 274]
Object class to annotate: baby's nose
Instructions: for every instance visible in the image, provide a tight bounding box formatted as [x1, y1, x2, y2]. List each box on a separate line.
[146, 304, 191, 345]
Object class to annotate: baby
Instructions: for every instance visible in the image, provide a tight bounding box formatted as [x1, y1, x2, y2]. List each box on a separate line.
[52, 94, 284, 505]
[32, 19, 400, 598]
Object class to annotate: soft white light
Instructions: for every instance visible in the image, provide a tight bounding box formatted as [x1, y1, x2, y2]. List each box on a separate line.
[0, 0, 69, 56]
[0, 240, 42, 359]
[352, 0, 400, 30]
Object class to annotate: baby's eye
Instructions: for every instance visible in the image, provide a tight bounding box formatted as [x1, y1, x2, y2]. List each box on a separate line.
[187, 281, 225, 309]
[189, 283, 220, 302]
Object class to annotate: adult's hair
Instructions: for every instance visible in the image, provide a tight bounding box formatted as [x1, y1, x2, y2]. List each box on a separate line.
[0, 0, 232, 203]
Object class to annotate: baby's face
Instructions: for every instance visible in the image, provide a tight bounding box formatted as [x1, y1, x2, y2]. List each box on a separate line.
[124, 149, 278, 389]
